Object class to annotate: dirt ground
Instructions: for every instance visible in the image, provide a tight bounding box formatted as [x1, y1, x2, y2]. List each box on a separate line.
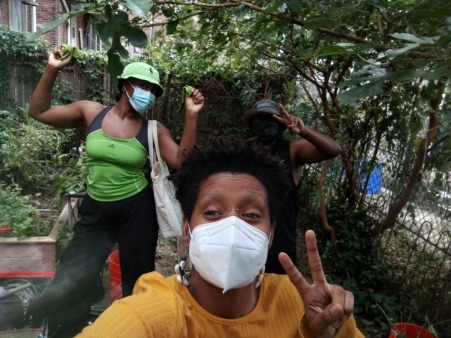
[154, 236, 180, 277]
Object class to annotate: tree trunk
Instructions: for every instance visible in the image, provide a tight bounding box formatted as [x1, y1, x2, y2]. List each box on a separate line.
[317, 160, 337, 243]
[374, 84, 445, 234]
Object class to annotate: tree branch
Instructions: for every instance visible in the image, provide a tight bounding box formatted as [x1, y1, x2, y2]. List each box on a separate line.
[374, 80, 446, 234]
[153, 0, 369, 44]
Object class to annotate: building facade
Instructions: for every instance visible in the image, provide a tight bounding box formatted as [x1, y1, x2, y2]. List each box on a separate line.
[0, 0, 101, 50]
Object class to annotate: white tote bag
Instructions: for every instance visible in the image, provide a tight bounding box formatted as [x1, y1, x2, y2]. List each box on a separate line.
[148, 120, 183, 238]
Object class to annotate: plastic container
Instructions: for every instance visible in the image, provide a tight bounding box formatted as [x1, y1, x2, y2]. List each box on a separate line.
[388, 323, 434, 338]
[357, 161, 383, 194]
[0, 225, 12, 237]
[108, 250, 122, 304]
[366, 163, 383, 194]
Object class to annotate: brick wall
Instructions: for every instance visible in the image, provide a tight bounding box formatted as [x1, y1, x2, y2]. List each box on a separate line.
[36, 0, 61, 45]
[0, 0, 10, 26]
[0, 0, 69, 46]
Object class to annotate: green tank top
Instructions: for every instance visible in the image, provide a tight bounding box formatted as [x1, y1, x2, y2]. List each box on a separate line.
[86, 129, 148, 201]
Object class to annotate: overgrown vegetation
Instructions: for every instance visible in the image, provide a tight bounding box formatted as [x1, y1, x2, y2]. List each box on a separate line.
[298, 167, 449, 336]
[2, 0, 450, 334]
[317, 202, 417, 334]
[0, 183, 38, 238]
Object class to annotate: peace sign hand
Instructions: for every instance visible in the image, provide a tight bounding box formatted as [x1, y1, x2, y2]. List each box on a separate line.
[279, 230, 355, 338]
[272, 104, 309, 137]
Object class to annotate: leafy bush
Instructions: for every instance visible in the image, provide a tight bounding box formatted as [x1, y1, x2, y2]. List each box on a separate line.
[53, 147, 88, 206]
[0, 26, 50, 112]
[310, 200, 422, 334]
[2, 114, 63, 191]
[0, 183, 39, 237]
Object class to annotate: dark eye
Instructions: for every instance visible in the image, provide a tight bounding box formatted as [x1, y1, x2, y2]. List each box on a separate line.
[142, 85, 156, 94]
[204, 210, 221, 216]
[243, 212, 261, 220]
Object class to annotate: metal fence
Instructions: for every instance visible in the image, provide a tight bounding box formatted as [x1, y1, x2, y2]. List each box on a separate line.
[302, 146, 451, 328]
[363, 150, 450, 326]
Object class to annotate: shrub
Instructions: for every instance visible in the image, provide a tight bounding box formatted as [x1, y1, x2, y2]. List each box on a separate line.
[0, 183, 39, 237]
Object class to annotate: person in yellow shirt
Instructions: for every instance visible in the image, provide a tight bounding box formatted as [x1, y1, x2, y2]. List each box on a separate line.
[77, 136, 364, 338]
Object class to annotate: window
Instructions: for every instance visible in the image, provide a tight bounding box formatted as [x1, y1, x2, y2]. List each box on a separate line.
[9, 0, 27, 32]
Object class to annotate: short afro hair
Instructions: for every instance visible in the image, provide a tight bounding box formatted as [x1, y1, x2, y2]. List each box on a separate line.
[170, 136, 291, 222]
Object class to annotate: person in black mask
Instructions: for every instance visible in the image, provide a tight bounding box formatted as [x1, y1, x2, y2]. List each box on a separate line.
[243, 99, 342, 274]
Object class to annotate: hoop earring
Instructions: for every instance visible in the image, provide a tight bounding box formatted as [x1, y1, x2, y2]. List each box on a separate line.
[175, 252, 190, 286]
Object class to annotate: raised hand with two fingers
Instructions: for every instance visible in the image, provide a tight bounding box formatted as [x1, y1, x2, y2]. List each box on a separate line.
[272, 103, 310, 137]
[279, 230, 362, 338]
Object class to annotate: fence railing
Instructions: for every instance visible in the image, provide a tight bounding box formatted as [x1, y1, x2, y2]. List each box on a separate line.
[305, 155, 451, 325]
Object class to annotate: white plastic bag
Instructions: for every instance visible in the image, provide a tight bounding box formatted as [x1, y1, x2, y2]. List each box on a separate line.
[148, 120, 183, 238]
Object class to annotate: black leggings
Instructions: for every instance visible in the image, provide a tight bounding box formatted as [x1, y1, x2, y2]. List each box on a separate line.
[33, 186, 159, 338]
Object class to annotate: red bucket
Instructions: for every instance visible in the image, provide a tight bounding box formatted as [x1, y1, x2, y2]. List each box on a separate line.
[388, 323, 434, 338]
[108, 250, 122, 304]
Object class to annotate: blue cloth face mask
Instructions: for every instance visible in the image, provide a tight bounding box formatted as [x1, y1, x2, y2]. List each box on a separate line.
[126, 83, 156, 114]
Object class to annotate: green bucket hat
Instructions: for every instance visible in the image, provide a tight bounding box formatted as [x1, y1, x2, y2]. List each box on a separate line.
[118, 62, 164, 98]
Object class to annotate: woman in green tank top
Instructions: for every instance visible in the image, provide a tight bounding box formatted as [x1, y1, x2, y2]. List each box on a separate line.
[26, 45, 205, 338]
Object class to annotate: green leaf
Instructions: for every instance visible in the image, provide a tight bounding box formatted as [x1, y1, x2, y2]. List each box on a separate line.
[338, 80, 385, 103]
[95, 10, 148, 48]
[386, 69, 418, 82]
[385, 43, 419, 58]
[123, 0, 153, 16]
[107, 48, 123, 87]
[105, 4, 112, 20]
[184, 85, 194, 96]
[111, 38, 129, 58]
[390, 33, 438, 44]
[316, 44, 369, 56]
[162, 7, 174, 18]
[150, 4, 159, 15]
[167, 20, 179, 35]
[122, 26, 148, 47]
[304, 16, 336, 30]
[26, 13, 71, 42]
[286, 0, 302, 13]
[95, 21, 109, 45]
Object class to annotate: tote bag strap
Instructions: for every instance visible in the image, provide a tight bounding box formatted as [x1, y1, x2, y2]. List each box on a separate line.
[147, 120, 158, 166]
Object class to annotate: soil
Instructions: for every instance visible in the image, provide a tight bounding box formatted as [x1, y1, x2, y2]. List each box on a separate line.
[154, 236, 180, 277]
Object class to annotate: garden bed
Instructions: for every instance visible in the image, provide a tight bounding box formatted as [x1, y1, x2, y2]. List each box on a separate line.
[0, 198, 81, 278]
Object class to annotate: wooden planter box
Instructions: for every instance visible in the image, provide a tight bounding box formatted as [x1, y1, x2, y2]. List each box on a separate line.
[0, 198, 82, 279]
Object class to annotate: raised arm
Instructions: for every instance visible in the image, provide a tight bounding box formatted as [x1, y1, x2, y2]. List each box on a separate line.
[158, 88, 205, 168]
[273, 104, 342, 165]
[279, 230, 364, 338]
[29, 47, 102, 128]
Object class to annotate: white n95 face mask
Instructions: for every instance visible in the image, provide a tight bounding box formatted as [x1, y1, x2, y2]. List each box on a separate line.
[189, 216, 269, 293]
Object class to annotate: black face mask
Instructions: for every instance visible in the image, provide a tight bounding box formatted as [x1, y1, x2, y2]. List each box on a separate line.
[251, 120, 280, 138]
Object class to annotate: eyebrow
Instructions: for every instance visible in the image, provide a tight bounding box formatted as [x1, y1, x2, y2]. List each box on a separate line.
[198, 190, 268, 206]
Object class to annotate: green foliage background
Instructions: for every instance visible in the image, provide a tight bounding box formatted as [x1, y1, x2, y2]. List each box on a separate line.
[1, 0, 450, 334]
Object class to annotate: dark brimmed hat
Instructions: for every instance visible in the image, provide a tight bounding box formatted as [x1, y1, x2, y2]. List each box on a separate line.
[243, 99, 286, 130]
[118, 62, 164, 98]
